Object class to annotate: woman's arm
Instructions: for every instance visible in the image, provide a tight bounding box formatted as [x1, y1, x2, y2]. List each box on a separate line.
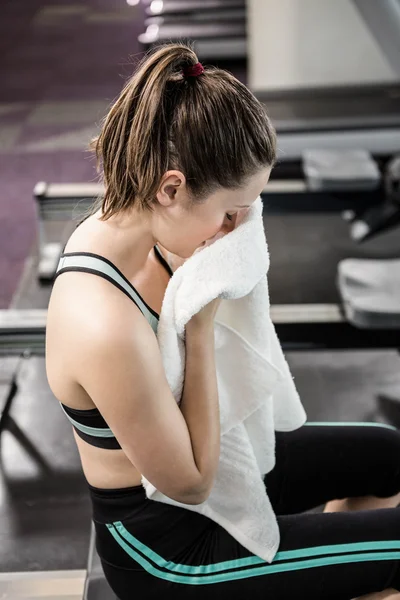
[179, 317, 220, 502]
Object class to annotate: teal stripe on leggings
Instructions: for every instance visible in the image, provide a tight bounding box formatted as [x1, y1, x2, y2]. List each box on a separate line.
[304, 421, 397, 430]
[107, 522, 400, 584]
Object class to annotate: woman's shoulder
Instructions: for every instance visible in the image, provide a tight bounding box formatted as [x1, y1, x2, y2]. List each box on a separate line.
[49, 265, 143, 339]
[46, 269, 152, 392]
[49, 216, 156, 350]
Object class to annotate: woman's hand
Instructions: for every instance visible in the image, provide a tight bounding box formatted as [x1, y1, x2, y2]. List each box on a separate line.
[187, 297, 222, 332]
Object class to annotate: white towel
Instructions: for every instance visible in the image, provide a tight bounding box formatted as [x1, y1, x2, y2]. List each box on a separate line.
[141, 196, 307, 563]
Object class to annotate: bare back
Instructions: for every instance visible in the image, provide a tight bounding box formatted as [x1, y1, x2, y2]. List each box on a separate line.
[46, 215, 172, 489]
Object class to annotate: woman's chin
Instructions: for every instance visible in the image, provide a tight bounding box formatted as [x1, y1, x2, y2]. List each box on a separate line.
[170, 241, 207, 260]
[184, 241, 206, 257]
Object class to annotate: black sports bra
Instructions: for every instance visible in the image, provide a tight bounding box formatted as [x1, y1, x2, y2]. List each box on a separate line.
[55, 245, 173, 450]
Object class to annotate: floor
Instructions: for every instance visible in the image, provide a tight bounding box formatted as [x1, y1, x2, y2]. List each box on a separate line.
[1, 0, 400, 595]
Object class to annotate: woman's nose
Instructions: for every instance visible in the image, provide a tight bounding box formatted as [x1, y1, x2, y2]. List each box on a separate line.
[222, 208, 249, 234]
[227, 208, 249, 233]
[235, 208, 249, 227]
[216, 208, 251, 241]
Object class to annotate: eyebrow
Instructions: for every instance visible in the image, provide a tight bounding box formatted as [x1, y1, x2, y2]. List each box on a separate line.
[235, 204, 250, 208]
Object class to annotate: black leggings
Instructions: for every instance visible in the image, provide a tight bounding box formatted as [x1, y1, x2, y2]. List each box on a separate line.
[90, 423, 400, 600]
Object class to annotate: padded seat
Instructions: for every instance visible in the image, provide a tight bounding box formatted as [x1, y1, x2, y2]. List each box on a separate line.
[303, 149, 381, 192]
[337, 258, 400, 329]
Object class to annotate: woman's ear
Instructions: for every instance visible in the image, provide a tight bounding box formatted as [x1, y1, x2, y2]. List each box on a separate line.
[156, 170, 186, 207]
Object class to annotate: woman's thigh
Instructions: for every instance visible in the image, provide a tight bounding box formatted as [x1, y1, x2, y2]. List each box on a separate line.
[101, 506, 400, 600]
[265, 422, 400, 515]
[98, 422, 400, 599]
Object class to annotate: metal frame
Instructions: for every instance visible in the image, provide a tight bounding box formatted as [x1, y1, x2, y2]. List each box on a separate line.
[0, 309, 48, 355]
[83, 524, 114, 600]
[264, 179, 384, 213]
[138, 0, 247, 60]
[257, 83, 400, 133]
[34, 182, 103, 283]
[138, 22, 245, 46]
[1, 306, 399, 357]
[277, 127, 400, 163]
[145, 0, 245, 14]
[145, 8, 246, 26]
[257, 84, 400, 161]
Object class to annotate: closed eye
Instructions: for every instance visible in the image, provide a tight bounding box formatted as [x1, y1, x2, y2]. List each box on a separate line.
[225, 213, 235, 221]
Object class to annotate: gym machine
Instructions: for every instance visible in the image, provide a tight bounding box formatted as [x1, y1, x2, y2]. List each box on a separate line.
[144, 3, 245, 26]
[139, 24, 246, 62]
[142, 0, 245, 12]
[263, 85, 400, 163]
[138, 0, 246, 61]
[267, 148, 400, 251]
[344, 155, 400, 242]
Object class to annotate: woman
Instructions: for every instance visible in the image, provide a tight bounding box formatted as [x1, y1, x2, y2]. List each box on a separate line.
[46, 43, 400, 599]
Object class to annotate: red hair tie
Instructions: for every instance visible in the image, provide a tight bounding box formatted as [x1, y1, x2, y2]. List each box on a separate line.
[182, 62, 205, 78]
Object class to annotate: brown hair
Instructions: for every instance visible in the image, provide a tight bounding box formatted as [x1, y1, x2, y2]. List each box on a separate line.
[90, 42, 276, 220]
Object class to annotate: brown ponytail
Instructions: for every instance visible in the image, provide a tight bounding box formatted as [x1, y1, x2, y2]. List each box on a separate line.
[91, 41, 276, 220]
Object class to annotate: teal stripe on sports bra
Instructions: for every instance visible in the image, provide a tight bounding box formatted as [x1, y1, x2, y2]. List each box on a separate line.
[60, 404, 115, 438]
